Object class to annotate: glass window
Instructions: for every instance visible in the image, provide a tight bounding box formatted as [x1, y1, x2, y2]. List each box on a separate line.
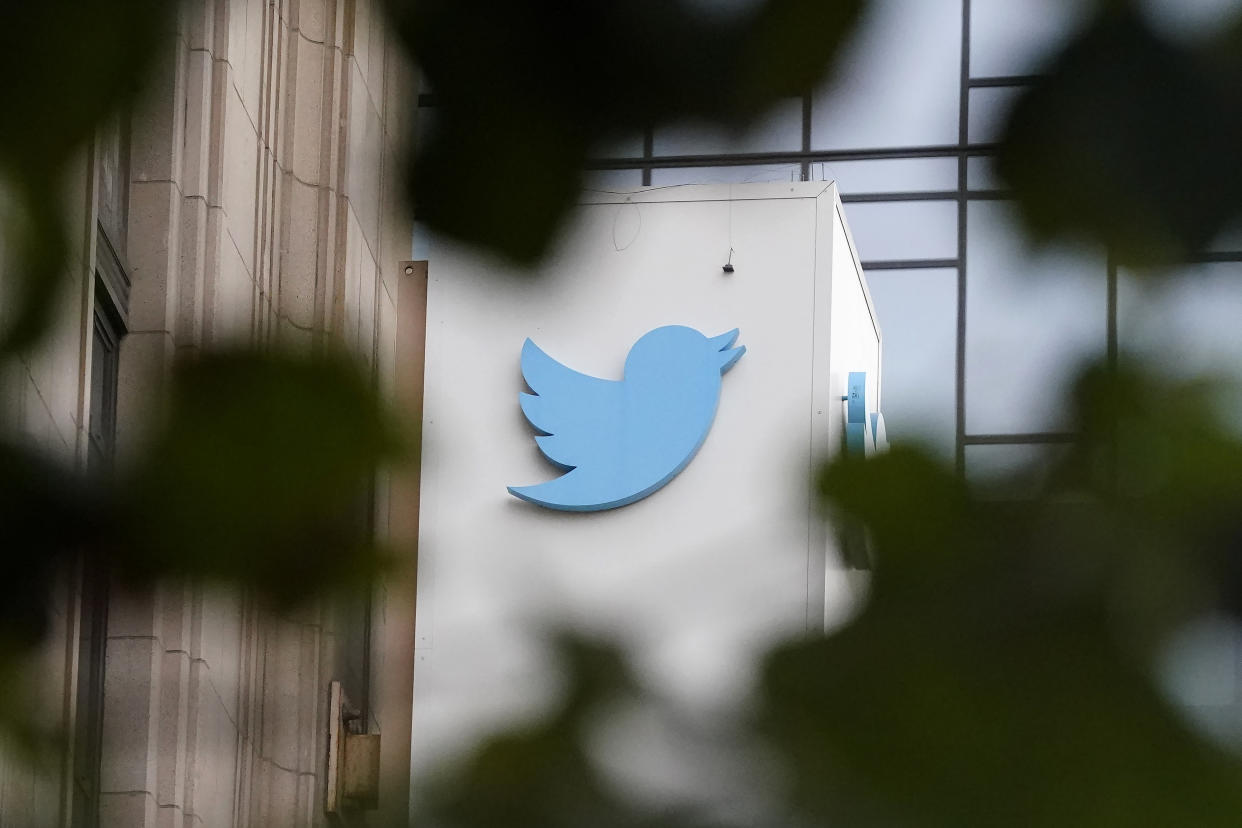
[76, 284, 124, 828]
[416, 105, 439, 152]
[653, 98, 803, 156]
[583, 169, 644, 191]
[649, 164, 803, 186]
[87, 306, 120, 470]
[964, 443, 1069, 497]
[1141, 0, 1242, 40]
[1209, 219, 1242, 254]
[965, 201, 1107, 435]
[970, 0, 1087, 78]
[845, 200, 958, 262]
[823, 157, 958, 195]
[864, 268, 957, 459]
[968, 85, 1025, 144]
[591, 131, 645, 160]
[812, 0, 962, 150]
[966, 156, 1000, 191]
[412, 220, 432, 261]
[1118, 262, 1242, 387]
[97, 112, 129, 259]
[682, 0, 766, 19]
[1157, 615, 1242, 751]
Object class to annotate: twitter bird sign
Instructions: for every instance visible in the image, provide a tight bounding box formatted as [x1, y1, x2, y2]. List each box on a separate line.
[412, 183, 886, 773]
[509, 325, 746, 511]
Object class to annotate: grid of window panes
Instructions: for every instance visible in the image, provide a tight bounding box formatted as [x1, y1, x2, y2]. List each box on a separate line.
[416, 0, 1242, 481]
[583, 0, 1242, 483]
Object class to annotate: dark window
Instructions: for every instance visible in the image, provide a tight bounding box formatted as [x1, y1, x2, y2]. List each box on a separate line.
[96, 113, 129, 262]
[73, 275, 124, 828]
[86, 304, 120, 470]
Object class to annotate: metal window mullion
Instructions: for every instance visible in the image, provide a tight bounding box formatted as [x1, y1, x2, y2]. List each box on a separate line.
[862, 258, 961, 271]
[968, 74, 1043, 88]
[641, 126, 654, 187]
[800, 94, 812, 182]
[585, 143, 1002, 171]
[955, 0, 972, 477]
[964, 432, 1076, 446]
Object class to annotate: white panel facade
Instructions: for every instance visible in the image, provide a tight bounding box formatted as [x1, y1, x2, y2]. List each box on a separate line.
[412, 182, 881, 774]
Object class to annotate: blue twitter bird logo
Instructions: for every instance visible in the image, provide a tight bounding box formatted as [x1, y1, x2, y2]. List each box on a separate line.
[508, 325, 746, 512]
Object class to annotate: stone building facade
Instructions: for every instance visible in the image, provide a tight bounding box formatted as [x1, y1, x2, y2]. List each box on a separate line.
[0, 0, 420, 825]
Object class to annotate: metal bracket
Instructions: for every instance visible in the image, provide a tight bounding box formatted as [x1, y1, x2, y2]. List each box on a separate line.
[845, 372, 869, 456]
[326, 681, 381, 817]
[844, 373, 888, 456]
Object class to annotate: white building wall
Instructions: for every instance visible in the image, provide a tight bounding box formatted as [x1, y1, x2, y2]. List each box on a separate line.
[411, 182, 881, 778]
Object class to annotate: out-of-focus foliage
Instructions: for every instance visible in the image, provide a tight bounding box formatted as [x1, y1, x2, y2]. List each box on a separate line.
[997, 3, 1242, 266]
[416, 365, 1242, 827]
[387, 0, 865, 264]
[0, 442, 104, 645]
[0, 347, 404, 652]
[778, 367, 1242, 826]
[415, 635, 725, 828]
[118, 349, 405, 602]
[5, 0, 1242, 824]
[0, 0, 172, 354]
[0, 346, 407, 773]
[0, 0, 871, 782]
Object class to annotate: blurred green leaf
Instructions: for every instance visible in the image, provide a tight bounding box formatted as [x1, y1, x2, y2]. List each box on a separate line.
[760, 614, 1242, 827]
[118, 348, 406, 605]
[0, 182, 71, 355]
[389, 0, 864, 265]
[0, 347, 405, 652]
[418, 633, 653, 828]
[8, 2, 1242, 823]
[768, 364, 1242, 826]
[735, 0, 865, 108]
[0, 441, 108, 645]
[995, 5, 1242, 266]
[412, 361, 1242, 828]
[0, 0, 173, 354]
[0, 1, 171, 170]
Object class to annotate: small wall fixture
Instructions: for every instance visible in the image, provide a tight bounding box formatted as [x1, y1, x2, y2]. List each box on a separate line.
[844, 372, 887, 456]
[325, 681, 381, 817]
[722, 248, 735, 273]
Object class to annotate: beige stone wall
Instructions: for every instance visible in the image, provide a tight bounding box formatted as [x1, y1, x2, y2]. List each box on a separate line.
[0, 138, 102, 828]
[0, 0, 417, 825]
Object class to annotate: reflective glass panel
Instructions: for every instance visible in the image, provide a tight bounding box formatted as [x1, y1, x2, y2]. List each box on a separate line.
[966, 156, 1000, 191]
[964, 443, 1068, 498]
[412, 220, 432, 260]
[965, 201, 1107, 434]
[968, 86, 1024, 144]
[1141, 0, 1242, 40]
[1118, 262, 1242, 384]
[845, 200, 958, 262]
[653, 98, 803, 156]
[864, 268, 957, 459]
[583, 169, 644, 191]
[591, 131, 645, 160]
[970, 0, 1086, 78]
[682, 0, 766, 20]
[812, 0, 962, 150]
[1210, 219, 1242, 254]
[823, 157, 958, 195]
[1157, 615, 1242, 752]
[649, 165, 803, 186]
